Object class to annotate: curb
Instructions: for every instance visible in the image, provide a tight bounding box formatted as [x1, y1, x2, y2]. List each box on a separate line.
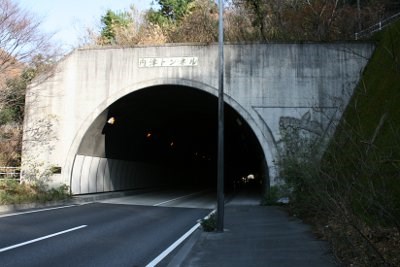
[0, 199, 82, 214]
[0, 189, 153, 215]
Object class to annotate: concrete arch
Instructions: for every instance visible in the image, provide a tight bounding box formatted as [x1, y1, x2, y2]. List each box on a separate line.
[64, 78, 274, 192]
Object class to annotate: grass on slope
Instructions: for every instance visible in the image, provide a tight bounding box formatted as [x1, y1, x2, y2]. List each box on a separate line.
[317, 20, 400, 266]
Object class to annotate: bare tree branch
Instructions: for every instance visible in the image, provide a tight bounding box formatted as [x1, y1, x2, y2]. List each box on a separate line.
[0, 0, 52, 77]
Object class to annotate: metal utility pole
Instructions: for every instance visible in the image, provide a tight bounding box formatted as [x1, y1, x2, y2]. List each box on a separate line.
[216, 0, 225, 233]
[357, 0, 361, 31]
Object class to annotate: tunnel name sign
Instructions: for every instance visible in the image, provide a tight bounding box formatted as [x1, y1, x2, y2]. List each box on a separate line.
[139, 57, 198, 68]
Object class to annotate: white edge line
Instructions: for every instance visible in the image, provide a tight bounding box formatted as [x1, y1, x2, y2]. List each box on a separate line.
[145, 210, 215, 267]
[0, 204, 80, 218]
[153, 190, 208, 207]
[0, 225, 87, 253]
[145, 222, 200, 267]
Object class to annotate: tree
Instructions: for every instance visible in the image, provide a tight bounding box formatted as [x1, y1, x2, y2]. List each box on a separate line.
[0, 0, 51, 78]
[224, 2, 260, 42]
[94, 5, 167, 46]
[169, 0, 218, 43]
[147, 0, 194, 26]
[94, 1, 204, 47]
[0, 0, 55, 167]
[87, 0, 394, 46]
[100, 9, 133, 45]
[231, 0, 386, 41]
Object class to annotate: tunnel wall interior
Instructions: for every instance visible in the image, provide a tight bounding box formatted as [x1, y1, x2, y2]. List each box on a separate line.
[71, 155, 214, 194]
[73, 155, 175, 193]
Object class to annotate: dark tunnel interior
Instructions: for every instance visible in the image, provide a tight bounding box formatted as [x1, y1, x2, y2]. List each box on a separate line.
[100, 85, 267, 193]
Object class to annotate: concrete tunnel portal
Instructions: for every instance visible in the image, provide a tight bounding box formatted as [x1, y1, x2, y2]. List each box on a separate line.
[21, 43, 374, 196]
[73, 85, 267, 195]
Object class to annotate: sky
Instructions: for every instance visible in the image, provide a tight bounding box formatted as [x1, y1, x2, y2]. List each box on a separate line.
[15, 0, 155, 52]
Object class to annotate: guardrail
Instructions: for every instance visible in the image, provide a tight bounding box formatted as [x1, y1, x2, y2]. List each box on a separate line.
[355, 12, 400, 40]
[0, 167, 20, 180]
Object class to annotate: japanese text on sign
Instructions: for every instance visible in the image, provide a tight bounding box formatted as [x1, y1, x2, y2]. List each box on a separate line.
[138, 57, 198, 68]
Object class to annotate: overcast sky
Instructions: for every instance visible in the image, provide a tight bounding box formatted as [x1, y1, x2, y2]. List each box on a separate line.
[15, 0, 154, 52]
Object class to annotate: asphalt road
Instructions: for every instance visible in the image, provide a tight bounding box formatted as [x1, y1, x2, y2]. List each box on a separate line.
[0, 190, 213, 267]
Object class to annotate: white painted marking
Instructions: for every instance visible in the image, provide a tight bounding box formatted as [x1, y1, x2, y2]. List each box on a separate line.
[0, 225, 87, 253]
[145, 210, 215, 267]
[0, 204, 80, 218]
[153, 191, 206, 207]
[145, 223, 200, 267]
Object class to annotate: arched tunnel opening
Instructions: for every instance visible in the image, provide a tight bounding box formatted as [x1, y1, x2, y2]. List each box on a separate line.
[73, 85, 268, 196]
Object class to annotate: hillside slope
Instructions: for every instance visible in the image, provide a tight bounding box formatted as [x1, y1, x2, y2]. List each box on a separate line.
[320, 20, 400, 266]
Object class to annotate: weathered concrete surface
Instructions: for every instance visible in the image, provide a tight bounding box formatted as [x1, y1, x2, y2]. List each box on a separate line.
[22, 43, 374, 194]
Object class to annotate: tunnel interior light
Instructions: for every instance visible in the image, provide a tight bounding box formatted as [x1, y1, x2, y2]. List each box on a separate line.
[241, 174, 255, 184]
[107, 117, 116, 125]
[170, 141, 175, 147]
[146, 132, 152, 139]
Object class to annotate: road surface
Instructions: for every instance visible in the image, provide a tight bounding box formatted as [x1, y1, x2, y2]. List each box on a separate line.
[0, 189, 213, 266]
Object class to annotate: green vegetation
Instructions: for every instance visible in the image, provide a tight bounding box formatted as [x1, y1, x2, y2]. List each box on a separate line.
[323, 22, 400, 226]
[0, 179, 70, 205]
[278, 20, 400, 266]
[0, 67, 37, 125]
[147, 0, 194, 25]
[0, 0, 56, 167]
[0, 56, 54, 167]
[100, 9, 134, 45]
[86, 0, 391, 47]
[261, 184, 291, 206]
[201, 213, 217, 232]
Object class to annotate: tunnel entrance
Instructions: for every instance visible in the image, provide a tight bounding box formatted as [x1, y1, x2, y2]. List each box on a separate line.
[72, 85, 267, 195]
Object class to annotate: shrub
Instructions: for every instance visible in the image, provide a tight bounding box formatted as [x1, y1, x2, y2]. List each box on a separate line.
[276, 21, 400, 266]
[261, 184, 291, 206]
[201, 213, 217, 232]
[0, 180, 70, 205]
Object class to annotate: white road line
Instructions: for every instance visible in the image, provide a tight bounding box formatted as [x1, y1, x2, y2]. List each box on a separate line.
[153, 190, 206, 206]
[145, 222, 200, 267]
[0, 204, 80, 218]
[145, 210, 215, 267]
[0, 225, 87, 253]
